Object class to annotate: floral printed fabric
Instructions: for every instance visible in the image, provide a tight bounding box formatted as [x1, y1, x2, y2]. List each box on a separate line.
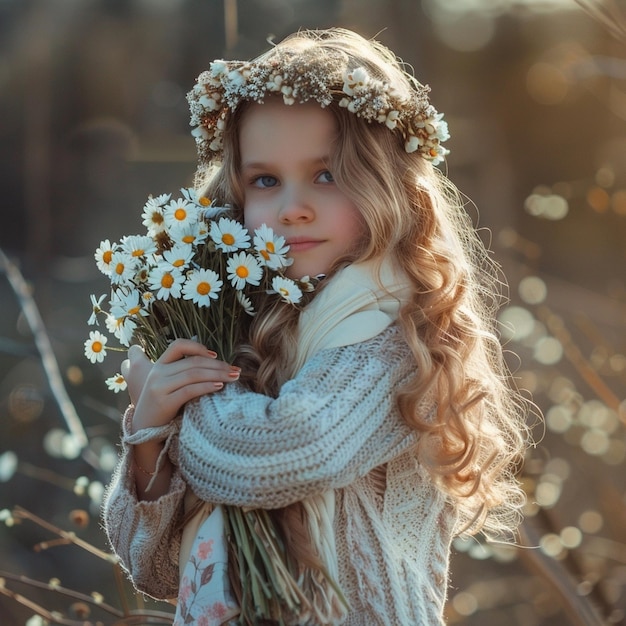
[173, 505, 239, 625]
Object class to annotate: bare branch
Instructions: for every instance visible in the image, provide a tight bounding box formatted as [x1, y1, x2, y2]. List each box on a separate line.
[0, 247, 88, 449]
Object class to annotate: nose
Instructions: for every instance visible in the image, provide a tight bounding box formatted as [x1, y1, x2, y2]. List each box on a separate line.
[278, 186, 314, 224]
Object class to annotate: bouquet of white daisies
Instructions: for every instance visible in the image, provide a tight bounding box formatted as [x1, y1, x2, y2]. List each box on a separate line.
[85, 186, 313, 387]
[84, 187, 328, 624]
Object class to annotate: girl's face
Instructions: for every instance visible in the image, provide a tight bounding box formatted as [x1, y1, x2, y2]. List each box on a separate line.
[239, 100, 365, 279]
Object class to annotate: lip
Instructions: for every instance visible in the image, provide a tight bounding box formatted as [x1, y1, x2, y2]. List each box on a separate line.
[285, 237, 323, 252]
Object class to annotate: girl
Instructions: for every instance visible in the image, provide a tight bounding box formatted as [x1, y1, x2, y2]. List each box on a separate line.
[103, 28, 530, 625]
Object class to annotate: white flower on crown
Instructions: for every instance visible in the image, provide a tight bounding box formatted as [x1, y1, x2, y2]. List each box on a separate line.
[427, 112, 450, 142]
[346, 100, 359, 114]
[382, 110, 400, 130]
[210, 60, 229, 76]
[405, 135, 421, 154]
[191, 125, 209, 140]
[267, 74, 283, 91]
[427, 143, 450, 167]
[228, 68, 246, 88]
[343, 67, 369, 96]
[281, 84, 295, 105]
[199, 93, 221, 111]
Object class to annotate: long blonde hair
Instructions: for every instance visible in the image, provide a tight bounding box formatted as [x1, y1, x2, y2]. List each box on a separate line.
[199, 28, 530, 539]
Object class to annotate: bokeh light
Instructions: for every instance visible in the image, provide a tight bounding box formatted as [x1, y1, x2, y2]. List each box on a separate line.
[524, 192, 569, 220]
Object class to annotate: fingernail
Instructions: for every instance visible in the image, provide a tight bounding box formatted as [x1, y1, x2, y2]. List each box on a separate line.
[230, 365, 241, 372]
[207, 350, 218, 358]
[228, 371, 240, 378]
[213, 382, 224, 389]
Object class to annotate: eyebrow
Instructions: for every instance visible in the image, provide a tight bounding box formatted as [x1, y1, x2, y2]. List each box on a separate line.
[241, 156, 331, 170]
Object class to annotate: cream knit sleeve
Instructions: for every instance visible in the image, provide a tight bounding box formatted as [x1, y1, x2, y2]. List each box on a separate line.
[102, 407, 186, 600]
[179, 325, 421, 509]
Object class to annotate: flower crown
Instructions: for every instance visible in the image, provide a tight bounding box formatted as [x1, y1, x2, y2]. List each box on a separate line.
[187, 47, 450, 167]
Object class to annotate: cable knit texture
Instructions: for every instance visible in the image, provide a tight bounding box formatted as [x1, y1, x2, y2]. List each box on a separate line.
[103, 325, 456, 624]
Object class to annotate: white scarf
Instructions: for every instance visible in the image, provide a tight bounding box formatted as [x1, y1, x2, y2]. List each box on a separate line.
[294, 257, 412, 371]
[177, 257, 411, 625]
[290, 258, 411, 623]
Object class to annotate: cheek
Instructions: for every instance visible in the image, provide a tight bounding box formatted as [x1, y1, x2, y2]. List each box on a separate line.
[343, 205, 367, 242]
[242, 200, 260, 230]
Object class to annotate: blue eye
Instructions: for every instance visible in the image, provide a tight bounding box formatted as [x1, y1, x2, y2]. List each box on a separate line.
[252, 175, 278, 188]
[316, 170, 334, 183]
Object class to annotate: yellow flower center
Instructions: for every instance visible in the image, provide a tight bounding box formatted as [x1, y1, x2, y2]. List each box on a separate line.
[174, 207, 187, 221]
[92, 341, 103, 353]
[173, 259, 185, 267]
[279, 288, 289, 297]
[115, 262, 125, 275]
[260, 250, 270, 261]
[197, 281, 211, 295]
[266, 242, 275, 253]
[182, 235, 195, 244]
[128, 306, 141, 316]
[152, 213, 164, 224]
[199, 196, 211, 206]
[236, 266, 249, 278]
[161, 274, 174, 288]
[222, 233, 235, 246]
[132, 249, 144, 257]
[103, 250, 113, 264]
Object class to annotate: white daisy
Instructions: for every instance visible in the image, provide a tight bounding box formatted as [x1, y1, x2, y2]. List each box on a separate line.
[427, 143, 450, 167]
[105, 373, 127, 393]
[271, 276, 303, 305]
[141, 291, 156, 307]
[182, 268, 222, 307]
[236, 291, 256, 316]
[226, 252, 263, 290]
[141, 193, 170, 235]
[169, 221, 208, 247]
[163, 197, 199, 231]
[120, 235, 157, 259]
[84, 330, 108, 363]
[88, 293, 107, 325]
[148, 264, 185, 300]
[134, 263, 152, 284]
[201, 205, 230, 221]
[105, 314, 136, 347]
[109, 288, 148, 321]
[161, 244, 194, 270]
[297, 276, 316, 293]
[253, 224, 292, 270]
[94, 239, 116, 276]
[109, 250, 138, 286]
[210, 217, 251, 252]
[180, 186, 212, 209]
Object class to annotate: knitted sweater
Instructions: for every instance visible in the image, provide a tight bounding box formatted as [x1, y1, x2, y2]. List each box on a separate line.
[102, 325, 456, 625]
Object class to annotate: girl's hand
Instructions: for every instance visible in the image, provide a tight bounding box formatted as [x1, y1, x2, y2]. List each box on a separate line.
[121, 345, 153, 406]
[125, 339, 240, 433]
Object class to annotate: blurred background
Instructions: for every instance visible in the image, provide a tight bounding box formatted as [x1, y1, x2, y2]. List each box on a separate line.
[1, 0, 625, 624]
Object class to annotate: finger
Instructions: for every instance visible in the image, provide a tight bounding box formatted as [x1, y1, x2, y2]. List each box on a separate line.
[128, 344, 146, 362]
[159, 339, 218, 363]
[156, 355, 237, 376]
[126, 346, 155, 404]
[161, 380, 228, 409]
[149, 362, 240, 395]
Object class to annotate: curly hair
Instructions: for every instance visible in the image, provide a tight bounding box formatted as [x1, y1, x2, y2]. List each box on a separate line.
[197, 28, 531, 540]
